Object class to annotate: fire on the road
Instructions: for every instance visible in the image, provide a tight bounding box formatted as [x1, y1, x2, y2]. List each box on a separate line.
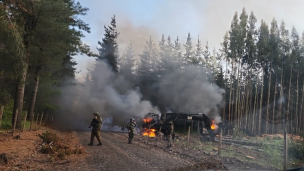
[211, 120, 218, 130]
[142, 128, 156, 137]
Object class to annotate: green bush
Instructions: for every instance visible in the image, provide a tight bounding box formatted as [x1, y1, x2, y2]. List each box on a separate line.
[0, 101, 31, 130]
[232, 126, 246, 139]
[289, 141, 304, 160]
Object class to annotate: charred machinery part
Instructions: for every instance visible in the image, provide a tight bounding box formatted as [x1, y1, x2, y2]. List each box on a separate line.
[220, 124, 255, 137]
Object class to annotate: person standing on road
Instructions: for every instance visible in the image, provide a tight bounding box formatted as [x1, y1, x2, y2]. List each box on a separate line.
[166, 121, 174, 148]
[127, 118, 137, 144]
[88, 112, 102, 146]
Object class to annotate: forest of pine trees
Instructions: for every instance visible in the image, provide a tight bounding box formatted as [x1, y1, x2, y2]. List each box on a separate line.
[92, 9, 304, 136]
[0, 0, 94, 129]
[1, 2, 304, 137]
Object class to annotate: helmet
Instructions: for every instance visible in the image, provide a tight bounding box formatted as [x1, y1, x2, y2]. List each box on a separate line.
[130, 118, 134, 122]
[93, 112, 99, 116]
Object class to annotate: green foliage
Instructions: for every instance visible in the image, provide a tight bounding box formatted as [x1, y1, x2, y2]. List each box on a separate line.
[289, 141, 304, 160]
[232, 126, 246, 139]
[0, 101, 14, 129]
[97, 15, 119, 72]
[261, 139, 283, 168]
[200, 141, 214, 152]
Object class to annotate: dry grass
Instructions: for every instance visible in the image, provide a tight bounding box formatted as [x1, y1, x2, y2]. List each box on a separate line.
[38, 131, 84, 160]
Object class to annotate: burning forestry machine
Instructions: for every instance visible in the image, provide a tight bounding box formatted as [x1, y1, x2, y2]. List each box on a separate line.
[141, 113, 219, 141]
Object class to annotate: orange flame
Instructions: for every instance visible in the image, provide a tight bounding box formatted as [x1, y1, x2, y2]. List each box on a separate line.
[143, 117, 153, 123]
[211, 120, 218, 130]
[142, 128, 156, 137]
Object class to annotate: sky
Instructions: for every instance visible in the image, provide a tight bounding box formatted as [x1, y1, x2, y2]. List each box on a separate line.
[74, 0, 304, 82]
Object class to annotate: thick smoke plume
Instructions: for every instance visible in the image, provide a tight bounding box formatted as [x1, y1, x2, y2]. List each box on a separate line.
[158, 66, 225, 123]
[54, 61, 159, 130]
[55, 60, 225, 130]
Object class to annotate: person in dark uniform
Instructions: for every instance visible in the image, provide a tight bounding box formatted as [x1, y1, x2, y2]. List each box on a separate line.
[127, 118, 136, 144]
[88, 112, 102, 146]
[166, 121, 174, 148]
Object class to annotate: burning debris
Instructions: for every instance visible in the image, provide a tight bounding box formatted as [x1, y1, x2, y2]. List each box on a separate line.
[210, 120, 218, 130]
[142, 128, 157, 137]
[141, 115, 158, 137]
[140, 112, 221, 141]
[143, 117, 153, 123]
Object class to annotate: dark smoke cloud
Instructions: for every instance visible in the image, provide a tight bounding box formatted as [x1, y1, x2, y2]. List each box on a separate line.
[54, 61, 160, 130]
[55, 61, 224, 130]
[158, 66, 225, 123]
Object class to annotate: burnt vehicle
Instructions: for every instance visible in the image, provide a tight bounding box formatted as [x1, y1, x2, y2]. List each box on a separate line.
[141, 112, 220, 141]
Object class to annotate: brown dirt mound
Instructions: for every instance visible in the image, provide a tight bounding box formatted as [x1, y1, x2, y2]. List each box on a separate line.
[0, 127, 85, 170]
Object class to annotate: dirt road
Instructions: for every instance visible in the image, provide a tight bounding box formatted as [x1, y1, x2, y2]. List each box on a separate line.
[63, 131, 197, 171]
[0, 128, 284, 170]
[47, 131, 274, 171]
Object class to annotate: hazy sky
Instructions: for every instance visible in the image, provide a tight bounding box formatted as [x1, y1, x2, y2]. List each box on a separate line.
[75, 0, 304, 82]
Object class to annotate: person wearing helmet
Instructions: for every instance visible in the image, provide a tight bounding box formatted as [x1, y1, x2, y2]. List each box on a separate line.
[126, 118, 137, 144]
[88, 112, 102, 146]
[165, 120, 174, 148]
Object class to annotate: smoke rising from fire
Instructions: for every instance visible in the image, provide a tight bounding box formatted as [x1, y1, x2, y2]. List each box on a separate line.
[54, 61, 160, 130]
[55, 60, 224, 130]
[158, 66, 225, 123]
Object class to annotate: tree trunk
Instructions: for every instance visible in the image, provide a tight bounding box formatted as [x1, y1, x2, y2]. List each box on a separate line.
[246, 68, 254, 131]
[295, 69, 299, 134]
[258, 69, 264, 135]
[28, 67, 41, 122]
[286, 66, 292, 133]
[235, 59, 241, 127]
[228, 77, 233, 125]
[222, 66, 227, 126]
[244, 78, 251, 131]
[278, 66, 284, 134]
[252, 83, 258, 134]
[272, 75, 277, 134]
[12, 60, 29, 129]
[266, 68, 272, 134]
[240, 93, 243, 128]
[300, 79, 304, 133]
[228, 60, 234, 125]
[0, 105, 4, 127]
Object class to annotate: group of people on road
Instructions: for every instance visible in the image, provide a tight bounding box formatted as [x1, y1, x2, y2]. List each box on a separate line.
[87, 112, 174, 148]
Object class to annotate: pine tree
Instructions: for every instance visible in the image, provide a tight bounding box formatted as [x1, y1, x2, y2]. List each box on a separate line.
[268, 18, 280, 134]
[25, 0, 92, 124]
[279, 21, 291, 132]
[137, 36, 159, 103]
[119, 43, 136, 83]
[194, 37, 203, 66]
[97, 15, 119, 72]
[235, 8, 247, 128]
[228, 12, 239, 126]
[244, 11, 257, 132]
[184, 33, 194, 65]
[290, 27, 300, 133]
[138, 36, 159, 83]
[257, 20, 269, 135]
[173, 36, 183, 69]
[202, 41, 211, 68]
